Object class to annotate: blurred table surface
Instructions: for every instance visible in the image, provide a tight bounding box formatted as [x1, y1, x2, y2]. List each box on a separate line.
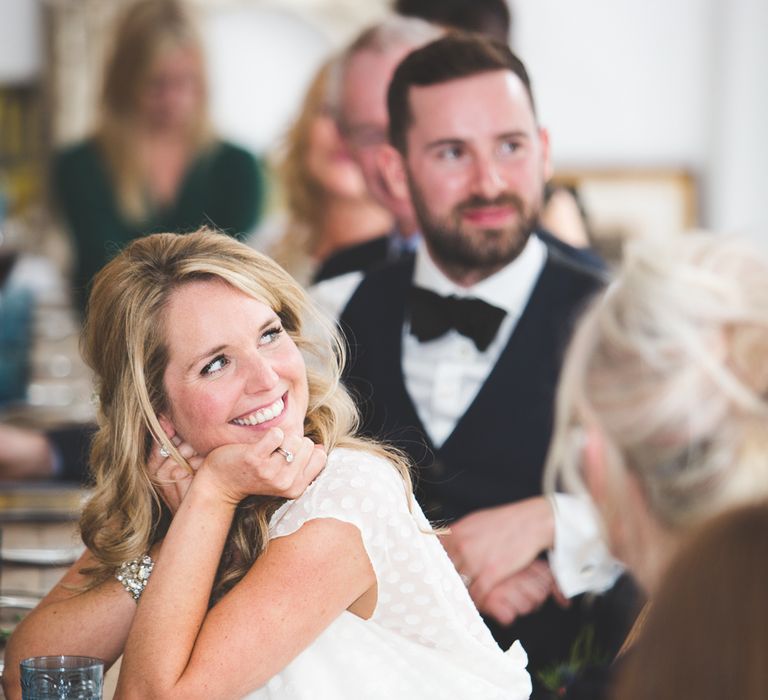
[0, 480, 122, 699]
[0, 482, 120, 698]
[0, 481, 84, 649]
[2, 248, 95, 426]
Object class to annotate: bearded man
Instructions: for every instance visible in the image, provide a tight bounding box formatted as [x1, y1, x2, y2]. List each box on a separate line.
[338, 34, 632, 695]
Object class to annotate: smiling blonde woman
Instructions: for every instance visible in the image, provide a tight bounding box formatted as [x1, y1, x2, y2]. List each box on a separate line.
[3, 229, 531, 700]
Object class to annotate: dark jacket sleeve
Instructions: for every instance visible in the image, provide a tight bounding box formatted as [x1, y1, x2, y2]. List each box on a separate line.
[46, 424, 96, 485]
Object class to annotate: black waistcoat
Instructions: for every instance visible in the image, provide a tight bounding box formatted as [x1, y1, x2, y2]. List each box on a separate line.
[340, 240, 605, 523]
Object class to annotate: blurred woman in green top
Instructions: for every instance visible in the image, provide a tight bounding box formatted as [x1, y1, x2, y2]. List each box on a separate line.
[53, 0, 264, 313]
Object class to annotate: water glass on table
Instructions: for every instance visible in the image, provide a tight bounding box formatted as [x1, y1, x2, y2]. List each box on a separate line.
[19, 656, 103, 700]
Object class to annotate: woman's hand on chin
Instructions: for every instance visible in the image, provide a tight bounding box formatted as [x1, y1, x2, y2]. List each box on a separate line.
[149, 436, 203, 514]
[197, 427, 327, 505]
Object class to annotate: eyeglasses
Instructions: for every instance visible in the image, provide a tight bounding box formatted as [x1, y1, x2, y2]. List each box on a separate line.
[339, 123, 389, 150]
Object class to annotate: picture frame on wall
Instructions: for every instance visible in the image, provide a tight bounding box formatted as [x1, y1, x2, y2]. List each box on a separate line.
[551, 168, 698, 262]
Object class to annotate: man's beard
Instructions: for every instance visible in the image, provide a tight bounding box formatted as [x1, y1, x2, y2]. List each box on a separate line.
[409, 175, 540, 281]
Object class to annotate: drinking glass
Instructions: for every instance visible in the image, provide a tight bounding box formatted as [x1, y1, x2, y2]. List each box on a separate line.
[19, 655, 103, 700]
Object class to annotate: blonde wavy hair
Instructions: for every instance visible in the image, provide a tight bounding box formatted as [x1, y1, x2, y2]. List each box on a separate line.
[546, 232, 768, 532]
[278, 61, 335, 239]
[95, 0, 213, 222]
[268, 59, 336, 278]
[79, 228, 410, 603]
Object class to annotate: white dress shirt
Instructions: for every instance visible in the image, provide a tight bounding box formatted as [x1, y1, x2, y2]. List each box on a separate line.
[403, 235, 545, 447]
[311, 269, 365, 320]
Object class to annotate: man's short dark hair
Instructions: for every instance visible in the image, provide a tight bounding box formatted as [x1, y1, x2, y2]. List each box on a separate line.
[387, 33, 535, 154]
[393, 0, 512, 44]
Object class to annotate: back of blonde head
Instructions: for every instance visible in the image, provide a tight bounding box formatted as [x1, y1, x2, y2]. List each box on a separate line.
[547, 233, 768, 531]
[79, 228, 404, 601]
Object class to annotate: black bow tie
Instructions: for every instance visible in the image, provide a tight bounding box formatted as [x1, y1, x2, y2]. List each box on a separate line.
[409, 287, 507, 352]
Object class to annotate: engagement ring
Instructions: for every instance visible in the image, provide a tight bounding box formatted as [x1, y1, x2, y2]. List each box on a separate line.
[275, 446, 295, 463]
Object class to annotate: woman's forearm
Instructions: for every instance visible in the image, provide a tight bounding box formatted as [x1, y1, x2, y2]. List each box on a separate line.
[2, 554, 137, 700]
[116, 471, 236, 699]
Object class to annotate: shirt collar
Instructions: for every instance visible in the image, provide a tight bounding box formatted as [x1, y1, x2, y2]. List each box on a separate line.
[412, 233, 547, 316]
[389, 227, 422, 255]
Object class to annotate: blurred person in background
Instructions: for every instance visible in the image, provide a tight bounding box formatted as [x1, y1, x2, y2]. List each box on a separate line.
[310, 15, 442, 291]
[0, 422, 92, 483]
[614, 502, 768, 700]
[0, 0, 264, 484]
[540, 182, 593, 251]
[546, 232, 768, 698]
[394, 0, 512, 43]
[258, 59, 393, 287]
[52, 0, 264, 313]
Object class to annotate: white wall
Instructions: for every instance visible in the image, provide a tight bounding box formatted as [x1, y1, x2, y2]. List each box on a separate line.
[203, 4, 334, 155]
[515, 0, 715, 168]
[706, 0, 768, 240]
[0, 0, 43, 83]
[512, 0, 767, 238]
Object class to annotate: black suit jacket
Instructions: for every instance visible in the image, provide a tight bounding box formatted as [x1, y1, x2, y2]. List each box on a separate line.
[47, 424, 95, 484]
[312, 234, 393, 284]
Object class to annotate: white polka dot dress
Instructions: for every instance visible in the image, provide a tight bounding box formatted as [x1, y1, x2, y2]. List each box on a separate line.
[243, 448, 531, 699]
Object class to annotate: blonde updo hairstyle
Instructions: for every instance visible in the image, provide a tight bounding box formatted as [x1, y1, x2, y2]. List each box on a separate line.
[79, 228, 408, 602]
[546, 233, 768, 535]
